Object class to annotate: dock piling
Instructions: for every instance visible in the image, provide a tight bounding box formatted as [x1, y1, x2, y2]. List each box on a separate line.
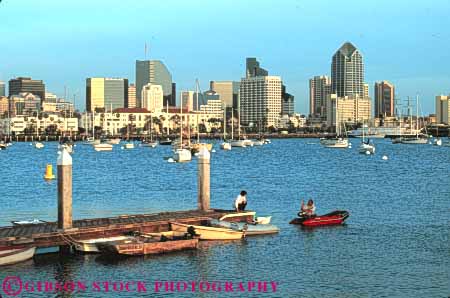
[57, 148, 73, 230]
[197, 146, 210, 211]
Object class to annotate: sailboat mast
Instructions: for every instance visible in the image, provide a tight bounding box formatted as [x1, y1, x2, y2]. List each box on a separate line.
[180, 94, 183, 148]
[223, 105, 226, 140]
[416, 94, 419, 138]
[166, 101, 169, 136]
[196, 80, 200, 143]
[231, 109, 234, 140]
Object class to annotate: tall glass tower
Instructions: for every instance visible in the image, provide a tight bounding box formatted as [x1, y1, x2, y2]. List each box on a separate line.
[331, 42, 364, 97]
[136, 60, 173, 108]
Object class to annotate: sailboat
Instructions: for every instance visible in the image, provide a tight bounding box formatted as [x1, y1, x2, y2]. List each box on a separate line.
[191, 80, 213, 153]
[142, 114, 158, 148]
[220, 105, 231, 150]
[230, 108, 246, 147]
[172, 98, 192, 162]
[401, 95, 428, 144]
[83, 111, 100, 145]
[320, 98, 349, 148]
[160, 101, 172, 145]
[123, 124, 135, 149]
[358, 124, 375, 154]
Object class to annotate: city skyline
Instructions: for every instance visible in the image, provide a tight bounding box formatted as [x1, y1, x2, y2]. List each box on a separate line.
[1, 0, 449, 115]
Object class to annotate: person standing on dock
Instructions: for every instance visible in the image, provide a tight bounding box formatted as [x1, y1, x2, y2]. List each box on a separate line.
[234, 190, 247, 211]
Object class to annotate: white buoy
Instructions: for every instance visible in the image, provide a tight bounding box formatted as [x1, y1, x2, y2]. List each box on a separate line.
[194, 152, 199, 157]
[167, 158, 175, 163]
[365, 150, 370, 155]
[121, 146, 124, 150]
[382, 155, 388, 160]
[211, 149, 216, 153]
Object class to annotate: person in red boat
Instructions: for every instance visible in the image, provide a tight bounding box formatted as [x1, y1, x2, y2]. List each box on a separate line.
[300, 199, 316, 217]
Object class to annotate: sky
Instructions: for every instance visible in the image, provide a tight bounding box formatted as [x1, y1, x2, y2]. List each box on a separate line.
[1, 0, 449, 115]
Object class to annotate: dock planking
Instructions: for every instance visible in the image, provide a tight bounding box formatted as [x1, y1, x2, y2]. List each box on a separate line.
[0, 209, 252, 249]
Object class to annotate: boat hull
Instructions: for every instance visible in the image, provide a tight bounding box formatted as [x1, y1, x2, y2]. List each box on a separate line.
[289, 210, 349, 227]
[94, 144, 113, 151]
[170, 222, 244, 240]
[230, 140, 246, 147]
[98, 238, 198, 256]
[320, 138, 349, 148]
[74, 236, 132, 253]
[220, 142, 231, 150]
[210, 220, 279, 235]
[0, 247, 36, 266]
[173, 149, 192, 162]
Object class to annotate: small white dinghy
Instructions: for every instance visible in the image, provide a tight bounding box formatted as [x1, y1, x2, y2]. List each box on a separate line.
[0, 247, 36, 266]
[74, 236, 133, 253]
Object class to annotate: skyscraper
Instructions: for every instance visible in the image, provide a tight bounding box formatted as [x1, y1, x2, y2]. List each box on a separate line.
[309, 76, 331, 117]
[246, 58, 268, 78]
[282, 85, 294, 116]
[331, 42, 364, 97]
[127, 84, 136, 108]
[86, 78, 128, 112]
[374, 81, 395, 118]
[210, 81, 240, 109]
[364, 83, 369, 98]
[8, 77, 45, 103]
[435, 95, 450, 124]
[0, 81, 5, 97]
[136, 60, 173, 108]
[240, 76, 282, 128]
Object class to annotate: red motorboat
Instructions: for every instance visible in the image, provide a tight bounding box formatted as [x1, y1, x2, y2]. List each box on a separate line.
[289, 210, 349, 227]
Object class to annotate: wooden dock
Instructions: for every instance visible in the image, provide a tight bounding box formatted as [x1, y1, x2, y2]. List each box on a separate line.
[0, 209, 251, 249]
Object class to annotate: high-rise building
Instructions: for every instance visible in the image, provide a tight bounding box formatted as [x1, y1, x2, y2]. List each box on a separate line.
[309, 76, 331, 117]
[141, 84, 164, 113]
[181, 91, 195, 112]
[8, 77, 45, 103]
[436, 95, 450, 124]
[326, 94, 371, 127]
[136, 60, 173, 108]
[282, 85, 294, 116]
[210, 81, 240, 109]
[127, 84, 136, 108]
[374, 81, 395, 118]
[0, 96, 8, 116]
[86, 78, 128, 112]
[0, 81, 5, 97]
[240, 76, 282, 128]
[364, 83, 369, 98]
[331, 42, 364, 97]
[171, 83, 176, 107]
[246, 58, 268, 78]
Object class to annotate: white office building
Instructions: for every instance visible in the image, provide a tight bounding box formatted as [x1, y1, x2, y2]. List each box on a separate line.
[142, 84, 163, 113]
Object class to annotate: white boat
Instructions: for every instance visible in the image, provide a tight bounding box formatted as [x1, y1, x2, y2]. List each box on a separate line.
[107, 138, 121, 145]
[219, 211, 256, 222]
[124, 142, 135, 149]
[255, 216, 272, 225]
[35, 142, 44, 149]
[0, 247, 36, 266]
[94, 143, 113, 152]
[170, 222, 244, 240]
[142, 141, 158, 148]
[220, 142, 231, 150]
[0, 142, 7, 150]
[210, 219, 280, 236]
[359, 142, 375, 154]
[252, 140, 264, 146]
[11, 219, 45, 226]
[401, 137, 428, 144]
[320, 137, 349, 148]
[74, 236, 132, 253]
[173, 148, 192, 162]
[243, 139, 253, 147]
[230, 140, 246, 147]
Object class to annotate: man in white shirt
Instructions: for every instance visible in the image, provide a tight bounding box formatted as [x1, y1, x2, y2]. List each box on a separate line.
[234, 190, 247, 211]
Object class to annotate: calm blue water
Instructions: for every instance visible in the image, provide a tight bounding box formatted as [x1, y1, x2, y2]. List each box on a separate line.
[0, 139, 449, 297]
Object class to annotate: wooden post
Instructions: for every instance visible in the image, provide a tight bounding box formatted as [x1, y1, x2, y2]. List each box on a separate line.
[197, 146, 210, 211]
[57, 148, 72, 230]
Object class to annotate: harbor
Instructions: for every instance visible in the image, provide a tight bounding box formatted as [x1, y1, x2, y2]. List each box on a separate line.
[0, 139, 448, 297]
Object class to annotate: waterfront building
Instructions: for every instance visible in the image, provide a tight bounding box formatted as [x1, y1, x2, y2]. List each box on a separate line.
[136, 60, 173, 107]
[279, 114, 306, 129]
[8, 77, 45, 103]
[127, 84, 136, 108]
[246, 57, 268, 78]
[79, 108, 222, 136]
[9, 93, 41, 116]
[141, 84, 164, 113]
[331, 42, 364, 97]
[0, 96, 8, 117]
[210, 80, 240, 114]
[326, 94, 371, 127]
[0, 115, 78, 135]
[309, 76, 331, 118]
[374, 81, 395, 118]
[436, 95, 450, 124]
[45, 92, 58, 103]
[240, 75, 282, 128]
[0, 81, 5, 97]
[199, 99, 223, 119]
[181, 91, 207, 112]
[86, 78, 128, 112]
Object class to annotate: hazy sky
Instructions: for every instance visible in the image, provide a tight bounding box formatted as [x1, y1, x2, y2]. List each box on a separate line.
[1, 0, 449, 114]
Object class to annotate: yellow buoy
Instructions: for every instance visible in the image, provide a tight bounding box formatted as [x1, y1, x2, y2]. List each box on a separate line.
[44, 164, 55, 180]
